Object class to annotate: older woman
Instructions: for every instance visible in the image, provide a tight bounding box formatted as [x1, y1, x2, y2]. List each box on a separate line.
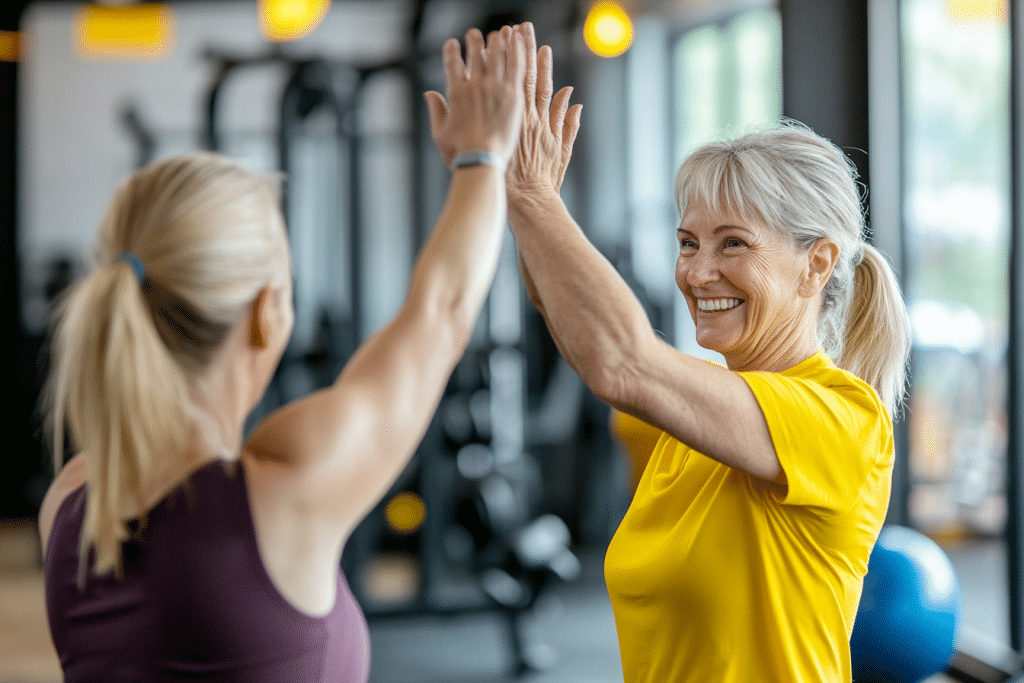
[504, 23, 911, 683]
[39, 27, 524, 682]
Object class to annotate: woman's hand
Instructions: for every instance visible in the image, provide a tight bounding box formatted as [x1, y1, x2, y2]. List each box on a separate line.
[424, 26, 526, 170]
[507, 22, 583, 201]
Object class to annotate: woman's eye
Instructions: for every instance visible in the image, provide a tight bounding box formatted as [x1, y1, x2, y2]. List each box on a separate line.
[723, 237, 746, 249]
[678, 238, 697, 250]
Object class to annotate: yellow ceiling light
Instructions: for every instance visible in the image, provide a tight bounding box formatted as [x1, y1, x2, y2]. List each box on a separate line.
[0, 31, 20, 63]
[384, 492, 426, 534]
[584, 1, 634, 58]
[75, 3, 174, 60]
[259, 0, 332, 42]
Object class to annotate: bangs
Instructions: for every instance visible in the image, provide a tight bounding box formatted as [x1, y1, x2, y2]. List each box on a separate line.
[675, 144, 781, 229]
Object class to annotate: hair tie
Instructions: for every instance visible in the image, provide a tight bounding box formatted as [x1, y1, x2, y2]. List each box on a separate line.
[117, 252, 146, 283]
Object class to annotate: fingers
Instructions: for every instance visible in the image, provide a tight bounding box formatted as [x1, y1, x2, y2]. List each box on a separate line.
[536, 44, 554, 113]
[507, 27, 526, 91]
[521, 22, 538, 111]
[550, 85, 573, 138]
[464, 28, 485, 79]
[442, 37, 465, 89]
[562, 103, 583, 161]
[486, 30, 503, 80]
[556, 103, 582, 192]
[499, 25, 519, 86]
[423, 90, 449, 139]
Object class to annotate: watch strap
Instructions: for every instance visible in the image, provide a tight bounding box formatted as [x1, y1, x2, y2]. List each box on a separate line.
[451, 149, 504, 172]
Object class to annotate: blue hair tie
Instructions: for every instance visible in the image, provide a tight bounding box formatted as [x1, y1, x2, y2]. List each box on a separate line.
[117, 252, 146, 283]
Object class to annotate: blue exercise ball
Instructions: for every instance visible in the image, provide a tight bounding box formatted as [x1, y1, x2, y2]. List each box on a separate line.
[850, 525, 961, 683]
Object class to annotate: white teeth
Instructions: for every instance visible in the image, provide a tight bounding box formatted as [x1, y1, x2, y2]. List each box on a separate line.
[697, 298, 743, 312]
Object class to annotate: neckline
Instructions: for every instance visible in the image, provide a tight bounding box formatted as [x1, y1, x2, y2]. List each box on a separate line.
[777, 349, 829, 375]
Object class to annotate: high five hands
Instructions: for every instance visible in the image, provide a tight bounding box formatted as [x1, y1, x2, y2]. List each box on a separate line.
[506, 22, 583, 199]
[425, 22, 582, 194]
[424, 26, 526, 171]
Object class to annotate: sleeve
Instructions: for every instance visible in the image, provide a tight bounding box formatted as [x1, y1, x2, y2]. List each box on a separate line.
[738, 370, 891, 513]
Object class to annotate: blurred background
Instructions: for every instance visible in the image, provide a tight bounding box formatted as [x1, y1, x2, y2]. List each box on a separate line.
[1, 0, 1023, 681]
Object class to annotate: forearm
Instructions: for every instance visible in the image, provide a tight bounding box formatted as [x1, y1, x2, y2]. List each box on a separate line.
[517, 249, 587, 379]
[290, 164, 506, 500]
[508, 191, 657, 402]
[407, 165, 506, 348]
[512, 212, 780, 478]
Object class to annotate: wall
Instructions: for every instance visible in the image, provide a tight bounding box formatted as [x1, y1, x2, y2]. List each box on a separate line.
[17, 1, 477, 339]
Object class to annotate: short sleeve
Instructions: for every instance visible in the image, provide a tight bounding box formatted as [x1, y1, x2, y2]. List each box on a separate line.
[739, 367, 891, 513]
[611, 410, 664, 475]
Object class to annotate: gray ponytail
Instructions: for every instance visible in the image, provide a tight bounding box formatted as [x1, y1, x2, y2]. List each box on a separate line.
[840, 244, 912, 415]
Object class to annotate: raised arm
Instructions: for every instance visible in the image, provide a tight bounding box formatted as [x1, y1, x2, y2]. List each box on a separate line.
[506, 24, 781, 481]
[244, 27, 526, 536]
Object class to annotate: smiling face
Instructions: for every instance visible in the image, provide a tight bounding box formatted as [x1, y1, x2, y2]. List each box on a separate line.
[675, 203, 830, 372]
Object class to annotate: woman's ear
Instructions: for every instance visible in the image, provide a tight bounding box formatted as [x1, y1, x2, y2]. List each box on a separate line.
[799, 238, 840, 298]
[249, 286, 272, 349]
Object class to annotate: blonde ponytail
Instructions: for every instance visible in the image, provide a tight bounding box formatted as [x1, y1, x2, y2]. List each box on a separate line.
[51, 262, 196, 577]
[46, 152, 289, 577]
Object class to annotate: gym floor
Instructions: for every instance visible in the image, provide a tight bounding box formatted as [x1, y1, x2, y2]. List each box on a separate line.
[0, 520, 966, 683]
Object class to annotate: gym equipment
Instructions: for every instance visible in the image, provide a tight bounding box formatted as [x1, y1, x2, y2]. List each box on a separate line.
[850, 525, 961, 683]
[442, 239, 581, 674]
[199, 5, 587, 677]
[118, 101, 156, 170]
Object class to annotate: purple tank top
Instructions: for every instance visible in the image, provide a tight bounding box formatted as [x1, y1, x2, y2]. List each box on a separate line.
[45, 460, 371, 683]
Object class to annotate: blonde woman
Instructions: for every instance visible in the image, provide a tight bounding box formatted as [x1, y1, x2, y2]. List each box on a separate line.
[38, 27, 525, 683]
[506, 23, 911, 682]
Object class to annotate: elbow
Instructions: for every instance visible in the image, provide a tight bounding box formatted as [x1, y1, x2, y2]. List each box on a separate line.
[583, 353, 637, 410]
[446, 290, 496, 360]
[401, 292, 476, 369]
[409, 270, 481, 354]
[433, 298, 476, 358]
[581, 331, 659, 410]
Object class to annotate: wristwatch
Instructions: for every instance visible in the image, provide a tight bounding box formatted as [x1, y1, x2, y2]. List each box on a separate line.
[451, 149, 504, 172]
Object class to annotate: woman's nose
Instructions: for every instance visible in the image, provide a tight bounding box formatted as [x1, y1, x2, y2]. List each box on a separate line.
[683, 250, 719, 287]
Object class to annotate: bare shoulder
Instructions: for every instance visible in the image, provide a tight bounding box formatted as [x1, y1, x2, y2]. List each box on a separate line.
[38, 453, 87, 555]
[239, 446, 358, 538]
[241, 385, 384, 525]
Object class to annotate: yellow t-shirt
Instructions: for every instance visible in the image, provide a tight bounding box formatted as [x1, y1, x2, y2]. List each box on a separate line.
[604, 351, 892, 683]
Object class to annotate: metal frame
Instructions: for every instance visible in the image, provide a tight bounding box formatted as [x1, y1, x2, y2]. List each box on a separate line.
[0, 1, 36, 519]
[1009, 0, 1024, 660]
[866, 0, 911, 529]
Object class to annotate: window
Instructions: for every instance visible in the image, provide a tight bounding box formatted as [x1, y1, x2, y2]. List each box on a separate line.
[671, 6, 781, 357]
[674, 8, 781, 162]
[901, 0, 1011, 645]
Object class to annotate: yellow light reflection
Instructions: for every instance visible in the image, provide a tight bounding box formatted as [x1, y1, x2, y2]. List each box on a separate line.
[584, 1, 634, 58]
[0, 31, 20, 63]
[76, 4, 174, 60]
[384, 492, 426, 534]
[259, 0, 332, 43]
